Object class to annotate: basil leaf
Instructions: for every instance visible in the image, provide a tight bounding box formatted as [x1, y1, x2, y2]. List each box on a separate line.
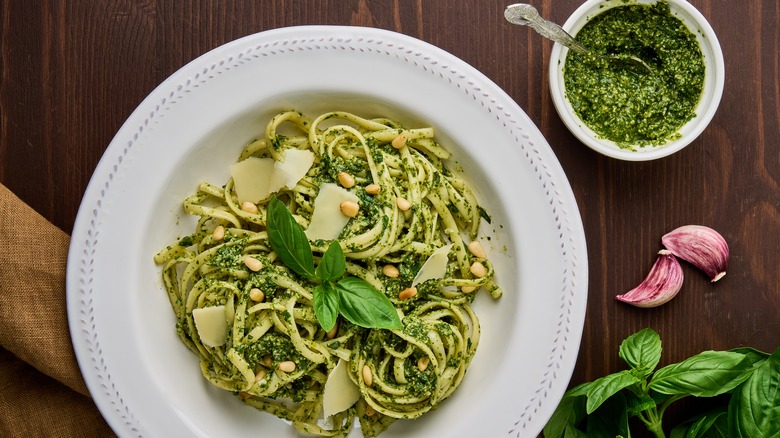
[619, 328, 662, 377]
[315, 241, 346, 283]
[670, 427, 685, 438]
[585, 370, 642, 414]
[709, 416, 729, 438]
[313, 283, 339, 332]
[625, 390, 657, 417]
[543, 395, 587, 438]
[565, 381, 593, 398]
[335, 277, 402, 330]
[586, 391, 630, 438]
[670, 407, 727, 438]
[728, 347, 780, 438]
[729, 346, 770, 368]
[562, 425, 588, 438]
[649, 351, 754, 397]
[267, 197, 316, 280]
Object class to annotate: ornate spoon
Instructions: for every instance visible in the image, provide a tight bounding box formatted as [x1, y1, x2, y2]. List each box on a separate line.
[504, 3, 651, 74]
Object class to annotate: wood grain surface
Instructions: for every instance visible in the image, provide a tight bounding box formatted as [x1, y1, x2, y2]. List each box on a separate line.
[2, 0, 778, 435]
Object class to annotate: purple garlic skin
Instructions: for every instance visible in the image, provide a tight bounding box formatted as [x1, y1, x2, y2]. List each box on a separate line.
[662, 225, 728, 282]
[616, 250, 684, 308]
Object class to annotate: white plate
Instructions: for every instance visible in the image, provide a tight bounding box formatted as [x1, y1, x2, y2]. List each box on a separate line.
[67, 26, 587, 438]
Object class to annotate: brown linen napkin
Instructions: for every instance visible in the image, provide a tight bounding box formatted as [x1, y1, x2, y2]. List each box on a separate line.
[0, 184, 113, 437]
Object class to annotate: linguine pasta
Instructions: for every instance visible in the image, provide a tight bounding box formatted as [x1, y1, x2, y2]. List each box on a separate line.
[154, 110, 502, 437]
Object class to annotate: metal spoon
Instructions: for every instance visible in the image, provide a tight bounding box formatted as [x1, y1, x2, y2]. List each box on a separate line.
[504, 3, 651, 74]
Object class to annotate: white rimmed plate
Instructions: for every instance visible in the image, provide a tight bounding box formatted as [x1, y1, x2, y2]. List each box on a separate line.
[67, 26, 587, 438]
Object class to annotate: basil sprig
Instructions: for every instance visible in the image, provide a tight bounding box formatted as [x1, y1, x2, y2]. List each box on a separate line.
[544, 328, 779, 438]
[267, 197, 402, 332]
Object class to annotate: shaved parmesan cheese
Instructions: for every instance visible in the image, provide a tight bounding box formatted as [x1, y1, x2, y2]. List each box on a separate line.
[229, 157, 275, 203]
[322, 359, 361, 418]
[230, 150, 314, 203]
[305, 183, 360, 241]
[269, 149, 315, 193]
[412, 243, 454, 287]
[192, 305, 229, 348]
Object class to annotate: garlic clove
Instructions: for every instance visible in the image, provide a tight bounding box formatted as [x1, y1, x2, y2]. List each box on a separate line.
[616, 250, 684, 308]
[661, 225, 728, 282]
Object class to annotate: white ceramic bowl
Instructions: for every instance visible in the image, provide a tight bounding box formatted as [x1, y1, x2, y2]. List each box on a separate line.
[549, 0, 725, 161]
[68, 26, 588, 437]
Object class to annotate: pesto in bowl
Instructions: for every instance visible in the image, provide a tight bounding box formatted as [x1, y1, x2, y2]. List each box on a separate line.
[548, 0, 724, 161]
[564, 2, 705, 148]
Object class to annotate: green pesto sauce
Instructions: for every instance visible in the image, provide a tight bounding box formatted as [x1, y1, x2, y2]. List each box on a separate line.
[564, 2, 705, 148]
[209, 239, 247, 268]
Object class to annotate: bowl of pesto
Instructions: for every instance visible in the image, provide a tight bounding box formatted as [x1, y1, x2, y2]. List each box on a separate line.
[549, 0, 724, 161]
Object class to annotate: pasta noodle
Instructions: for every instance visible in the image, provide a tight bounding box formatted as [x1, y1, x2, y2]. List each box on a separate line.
[154, 110, 503, 437]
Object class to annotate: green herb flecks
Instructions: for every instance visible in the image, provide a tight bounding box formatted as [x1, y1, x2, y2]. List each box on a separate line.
[209, 239, 247, 268]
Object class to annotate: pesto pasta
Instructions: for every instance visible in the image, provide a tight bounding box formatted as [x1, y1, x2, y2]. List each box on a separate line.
[154, 110, 502, 437]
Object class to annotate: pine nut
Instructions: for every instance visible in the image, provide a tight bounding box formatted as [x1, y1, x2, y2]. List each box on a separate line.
[261, 354, 273, 368]
[362, 364, 373, 386]
[470, 261, 487, 278]
[417, 356, 430, 372]
[244, 256, 263, 272]
[365, 184, 381, 195]
[249, 288, 265, 302]
[398, 287, 417, 300]
[278, 361, 296, 373]
[365, 405, 376, 417]
[340, 201, 360, 217]
[337, 171, 355, 188]
[468, 240, 487, 259]
[255, 369, 267, 382]
[396, 197, 411, 211]
[391, 133, 407, 149]
[326, 322, 339, 339]
[238, 391, 252, 400]
[241, 201, 259, 214]
[212, 225, 226, 241]
[382, 264, 400, 278]
[461, 285, 477, 293]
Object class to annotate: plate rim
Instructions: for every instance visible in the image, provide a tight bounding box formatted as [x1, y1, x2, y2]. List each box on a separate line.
[66, 24, 588, 438]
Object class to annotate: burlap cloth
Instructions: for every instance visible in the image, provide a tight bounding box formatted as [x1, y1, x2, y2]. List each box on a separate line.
[0, 184, 113, 437]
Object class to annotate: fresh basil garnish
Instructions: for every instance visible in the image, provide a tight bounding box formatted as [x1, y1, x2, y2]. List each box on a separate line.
[336, 277, 402, 330]
[266, 196, 402, 331]
[313, 282, 339, 332]
[267, 197, 316, 280]
[315, 240, 346, 283]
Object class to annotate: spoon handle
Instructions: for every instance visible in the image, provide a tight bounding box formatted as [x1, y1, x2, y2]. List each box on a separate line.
[504, 4, 588, 55]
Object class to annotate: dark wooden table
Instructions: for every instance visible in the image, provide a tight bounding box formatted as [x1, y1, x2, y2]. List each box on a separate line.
[2, 1, 778, 435]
